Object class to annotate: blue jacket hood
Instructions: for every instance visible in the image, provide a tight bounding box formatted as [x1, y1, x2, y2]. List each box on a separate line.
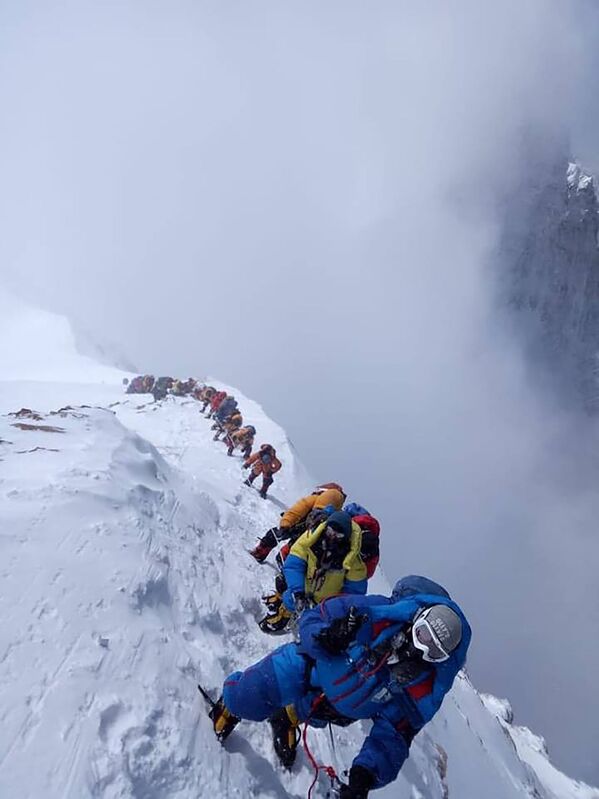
[392, 575, 451, 602]
[344, 502, 370, 518]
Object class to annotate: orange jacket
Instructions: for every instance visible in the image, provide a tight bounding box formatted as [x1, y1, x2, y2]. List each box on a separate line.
[232, 427, 255, 445]
[223, 412, 243, 433]
[280, 487, 345, 530]
[244, 445, 282, 476]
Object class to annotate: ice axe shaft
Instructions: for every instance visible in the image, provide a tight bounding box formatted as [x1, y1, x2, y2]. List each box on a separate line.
[197, 683, 216, 710]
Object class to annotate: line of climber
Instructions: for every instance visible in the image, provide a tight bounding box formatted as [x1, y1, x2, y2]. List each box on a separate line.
[123, 375, 283, 499]
[196, 384, 282, 499]
[123, 374, 197, 402]
[209, 481, 471, 798]
[125, 374, 473, 797]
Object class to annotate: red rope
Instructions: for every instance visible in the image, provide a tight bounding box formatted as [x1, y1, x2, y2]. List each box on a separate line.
[302, 696, 339, 799]
[362, 650, 390, 678]
[301, 649, 389, 797]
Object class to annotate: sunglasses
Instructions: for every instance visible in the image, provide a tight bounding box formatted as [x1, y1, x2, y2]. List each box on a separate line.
[411, 615, 450, 663]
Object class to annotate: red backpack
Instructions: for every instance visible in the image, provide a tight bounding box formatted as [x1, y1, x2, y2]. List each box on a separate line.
[354, 514, 380, 578]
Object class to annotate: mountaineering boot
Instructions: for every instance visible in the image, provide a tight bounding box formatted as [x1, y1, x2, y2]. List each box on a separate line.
[259, 487, 268, 499]
[259, 602, 293, 635]
[209, 696, 240, 743]
[269, 706, 300, 769]
[250, 541, 273, 563]
[262, 590, 283, 613]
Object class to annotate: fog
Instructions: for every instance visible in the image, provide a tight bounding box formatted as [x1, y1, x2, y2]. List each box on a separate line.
[2, 0, 599, 783]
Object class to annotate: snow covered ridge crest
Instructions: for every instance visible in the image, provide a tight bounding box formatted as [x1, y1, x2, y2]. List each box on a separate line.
[480, 695, 599, 799]
[0, 293, 597, 797]
[0, 393, 597, 798]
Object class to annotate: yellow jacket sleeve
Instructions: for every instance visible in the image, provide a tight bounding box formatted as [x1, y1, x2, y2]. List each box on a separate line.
[342, 521, 368, 582]
[288, 521, 328, 561]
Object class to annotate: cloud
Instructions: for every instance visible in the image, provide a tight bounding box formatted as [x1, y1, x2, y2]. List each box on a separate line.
[1, 0, 598, 782]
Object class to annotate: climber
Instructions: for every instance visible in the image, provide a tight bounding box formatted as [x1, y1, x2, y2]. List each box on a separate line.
[125, 375, 145, 394]
[171, 378, 196, 396]
[215, 409, 243, 442]
[207, 390, 227, 419]
[214, 395, 238, 426]
[199, 386, 216, 412]
[126, 375, 154, 394]
[344, 503, 381, 579]
[243, 443, 282, 499]
[227, 425, 256, 458]
[249, 483, 346, 563]
[258, 510, 367, 635]
[152, 376, 174, 401]
[211, 398, 239, 441]
[171, 379, 186, 396]
[209, 575, 471, 797]
[211, 395, 237, 433]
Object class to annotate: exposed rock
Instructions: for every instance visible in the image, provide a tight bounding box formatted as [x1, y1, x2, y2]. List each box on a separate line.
[499, 158, 599, 410]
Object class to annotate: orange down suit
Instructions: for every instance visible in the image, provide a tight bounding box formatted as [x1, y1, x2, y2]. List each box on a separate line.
[244, 447, 282, 477]
[279, 487, 345, 530]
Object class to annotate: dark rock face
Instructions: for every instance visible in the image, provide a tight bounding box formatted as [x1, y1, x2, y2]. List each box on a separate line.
[500, 158, 599, 410]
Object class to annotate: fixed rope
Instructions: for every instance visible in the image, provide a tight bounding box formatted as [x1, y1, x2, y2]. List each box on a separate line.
[302, 695, 341, 799]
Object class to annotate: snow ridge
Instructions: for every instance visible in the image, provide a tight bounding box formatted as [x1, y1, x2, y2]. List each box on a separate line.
[0, 294, 597, 798]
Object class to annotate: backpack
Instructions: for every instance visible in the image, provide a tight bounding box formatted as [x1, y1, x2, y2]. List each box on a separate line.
[353, 514, 380, 578]
[344, 502, 370, 517]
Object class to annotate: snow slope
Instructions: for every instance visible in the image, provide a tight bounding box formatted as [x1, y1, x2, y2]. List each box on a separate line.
[0, 295, 597, 799]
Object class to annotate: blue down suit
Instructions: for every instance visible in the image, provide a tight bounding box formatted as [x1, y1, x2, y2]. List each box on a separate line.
[223, 576, 471, 789]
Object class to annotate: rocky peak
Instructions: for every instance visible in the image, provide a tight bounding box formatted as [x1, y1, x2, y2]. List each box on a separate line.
[500, 158, 599, 410]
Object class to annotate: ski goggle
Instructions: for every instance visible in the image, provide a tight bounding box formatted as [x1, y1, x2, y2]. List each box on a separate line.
[411, 615, 450, 663]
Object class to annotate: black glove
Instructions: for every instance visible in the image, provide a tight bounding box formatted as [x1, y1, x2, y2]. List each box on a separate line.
[314, 607, 366, 655]
[338, 766, 375, 798]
